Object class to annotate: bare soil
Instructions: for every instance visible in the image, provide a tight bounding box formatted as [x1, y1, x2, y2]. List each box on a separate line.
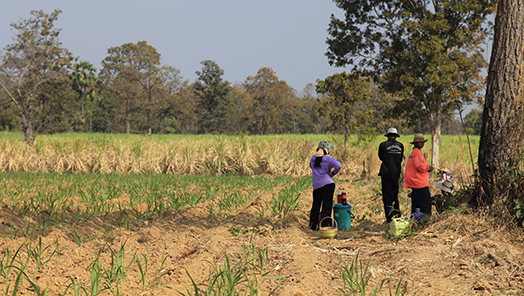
[0, 179, 523, 295]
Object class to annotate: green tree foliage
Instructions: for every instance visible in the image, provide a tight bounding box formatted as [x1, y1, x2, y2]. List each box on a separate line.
[0, 91, 19, 131]
[291, 84, 323, 134]
[0, 9, 74, 143]
[89, 87, 119, 133]
[244, 67, 294, 135]
[315, 72, 371, 158]
[326, 0, 495, 168]
[69, 61, 101, 130]
[222, 86, 251, 134]
[463, 108, 482, 135]
[100, 41, 161, 134]
[156, 65, 189, 134]
[357, 85, 408, 137]
[194, 60, 232, 134]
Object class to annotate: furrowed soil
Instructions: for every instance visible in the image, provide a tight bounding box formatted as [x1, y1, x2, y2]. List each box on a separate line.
[0, 179, 523, 295]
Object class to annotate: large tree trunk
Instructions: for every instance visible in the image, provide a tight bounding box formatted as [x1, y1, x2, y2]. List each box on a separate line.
[22, 116, 34, 145]
[477, 0, 524, 206]
[125, 101, 131, 134]
[80, 91, 85, 118]
[158, 113, 166, 135]
[147, 110, 152, 136]
[430, 117, 441, 169]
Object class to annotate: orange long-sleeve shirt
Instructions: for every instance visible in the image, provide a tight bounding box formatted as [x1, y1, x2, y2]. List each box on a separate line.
[404, 147, 430, 189]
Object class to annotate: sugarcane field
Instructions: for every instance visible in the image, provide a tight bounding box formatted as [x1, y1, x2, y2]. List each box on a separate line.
[0, 134, 521, 295]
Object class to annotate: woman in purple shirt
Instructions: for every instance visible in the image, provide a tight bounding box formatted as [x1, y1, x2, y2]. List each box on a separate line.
[309, 140, 341, 230]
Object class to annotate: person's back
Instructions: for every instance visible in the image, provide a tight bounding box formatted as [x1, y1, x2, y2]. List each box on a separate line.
[378, 128, 404, 224]
[378, 138, 404, 178]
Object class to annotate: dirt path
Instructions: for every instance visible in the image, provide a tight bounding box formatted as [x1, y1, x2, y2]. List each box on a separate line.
[0, 181, 522, 295]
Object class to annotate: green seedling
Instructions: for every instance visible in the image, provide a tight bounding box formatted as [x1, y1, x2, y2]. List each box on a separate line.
[71, 230, 84, 247]
[26, 235, 57, 270]
[135, 254, 164, 291]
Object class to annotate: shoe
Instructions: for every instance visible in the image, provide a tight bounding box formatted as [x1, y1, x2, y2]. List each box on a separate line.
[382, 220, 391, 224]
[309, 225, 319, 231]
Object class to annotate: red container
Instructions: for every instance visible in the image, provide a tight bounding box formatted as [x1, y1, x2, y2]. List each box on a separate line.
[337, 188, 346, 204]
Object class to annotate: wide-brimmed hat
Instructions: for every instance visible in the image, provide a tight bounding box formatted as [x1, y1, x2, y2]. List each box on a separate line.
[385, 127, 400, 138]
[318, 140, 334, 150]
[410, 133, 428, 144]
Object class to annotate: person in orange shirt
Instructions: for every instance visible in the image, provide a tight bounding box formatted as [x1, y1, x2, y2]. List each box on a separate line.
[404, 134, 434, 220]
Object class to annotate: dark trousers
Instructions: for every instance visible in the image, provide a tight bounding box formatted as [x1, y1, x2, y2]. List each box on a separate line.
[381, 176, 401, 222]
[309, 183, 335, 230]
[411, 187, 432, 218]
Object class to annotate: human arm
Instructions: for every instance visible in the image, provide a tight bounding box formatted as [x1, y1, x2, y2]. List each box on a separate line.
[328, 156, 341, 176]
[378, 142, 385, 161]
[413, 149, 430, 173]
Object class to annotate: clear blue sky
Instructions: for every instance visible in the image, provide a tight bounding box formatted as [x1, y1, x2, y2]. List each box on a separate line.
[0, 0, 349, 92]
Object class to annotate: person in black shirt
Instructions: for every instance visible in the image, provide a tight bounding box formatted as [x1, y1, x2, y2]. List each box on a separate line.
[378, 128, 404, 224]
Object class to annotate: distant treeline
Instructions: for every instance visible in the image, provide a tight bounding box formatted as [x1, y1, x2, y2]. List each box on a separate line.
[0, 10, 482, 141]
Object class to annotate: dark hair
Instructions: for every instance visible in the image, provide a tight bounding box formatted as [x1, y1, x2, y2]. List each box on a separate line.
[314, 148, 325, 167]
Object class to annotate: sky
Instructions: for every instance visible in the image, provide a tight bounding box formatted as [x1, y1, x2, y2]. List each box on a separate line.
[0, 0, 349, 93]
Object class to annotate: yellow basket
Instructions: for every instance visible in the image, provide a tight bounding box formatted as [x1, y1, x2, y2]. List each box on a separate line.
[319, 217, 338, 239]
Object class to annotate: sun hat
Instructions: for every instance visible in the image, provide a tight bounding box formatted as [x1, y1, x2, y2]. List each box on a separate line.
[385, 127, 400, 138]
[318, 140, 334, 150]
[410, 133, 428, 144]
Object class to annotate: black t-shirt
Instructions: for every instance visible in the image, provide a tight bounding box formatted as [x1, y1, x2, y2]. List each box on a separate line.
[378, 138, 404, 178]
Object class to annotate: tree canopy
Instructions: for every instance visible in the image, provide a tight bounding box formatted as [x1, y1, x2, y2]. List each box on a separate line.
[243, 67, 295, 135]
[326, 0, 495, 167]
[0, 9, 74, 143]
[194, 60, 232, 134]
[100, 41, 161, 134]
[315, 72, 371, 158]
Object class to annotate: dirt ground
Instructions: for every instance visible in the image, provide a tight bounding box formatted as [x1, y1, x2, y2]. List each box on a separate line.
[0, 179, 523, 295]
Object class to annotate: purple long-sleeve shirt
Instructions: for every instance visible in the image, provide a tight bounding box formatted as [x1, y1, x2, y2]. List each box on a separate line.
[310, 155, 341, 190]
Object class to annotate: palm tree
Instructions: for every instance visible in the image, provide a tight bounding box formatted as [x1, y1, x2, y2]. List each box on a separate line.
[69, 61, 100, 119]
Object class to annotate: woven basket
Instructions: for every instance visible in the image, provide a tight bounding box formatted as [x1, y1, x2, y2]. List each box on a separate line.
[319, 217, 338, 239]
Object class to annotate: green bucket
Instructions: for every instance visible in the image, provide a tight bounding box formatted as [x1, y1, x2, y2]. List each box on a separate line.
[333, 203, 355, 230]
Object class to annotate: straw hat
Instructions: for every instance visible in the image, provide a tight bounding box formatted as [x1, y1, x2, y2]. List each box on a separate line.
[385, 127, 400, 138]
[410, 133, 428, 144]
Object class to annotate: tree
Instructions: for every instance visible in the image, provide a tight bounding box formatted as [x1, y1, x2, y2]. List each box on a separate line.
[290, 84, 322, 134]
[0, 90, 19, 131]
[243, 67, 294, 135]
[69, 61, 101, 130]
[463, 108, 482, 135]
[477, 0, 524, 206]
[0, 9, 73, 143]
[100, 41, 161, 134]
[315, 72, 371, 158]
[193, 60, 231, 133]
[156, 65, 188, 134]
[326, 0, 495, 168]
[222, 85, 251, 134]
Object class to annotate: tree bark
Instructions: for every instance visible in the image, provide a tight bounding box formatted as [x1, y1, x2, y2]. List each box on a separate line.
[430, 118, 441, 169]
[477, 0, 524, 206]
[158, 113, 166, 135]
[22, 115, 34, 145]
[125, 101, 131, 134]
